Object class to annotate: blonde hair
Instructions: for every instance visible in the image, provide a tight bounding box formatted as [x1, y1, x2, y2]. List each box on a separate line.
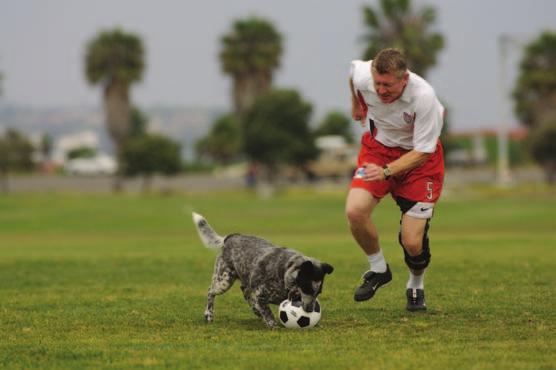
[371, 48, 407, 79]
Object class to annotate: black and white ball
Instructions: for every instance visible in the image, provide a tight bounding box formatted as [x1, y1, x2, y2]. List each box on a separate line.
[278, 299, 321, 329]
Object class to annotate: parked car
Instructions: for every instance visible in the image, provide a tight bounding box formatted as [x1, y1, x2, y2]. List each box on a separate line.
[65, 154, 117, 175]
[307, 135, 358, 179]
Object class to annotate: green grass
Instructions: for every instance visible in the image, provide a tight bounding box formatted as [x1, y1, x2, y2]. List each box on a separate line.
[0, 187, 555, 369]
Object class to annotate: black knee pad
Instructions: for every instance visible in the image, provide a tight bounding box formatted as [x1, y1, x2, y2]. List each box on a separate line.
[399, 220, 432, 270]
[403, 240, 431, 270]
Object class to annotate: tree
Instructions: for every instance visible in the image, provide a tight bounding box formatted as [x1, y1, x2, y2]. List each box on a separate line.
[130, 106, 149, 138]
[39, 133, 53, 162]
[195, 114, 242, 164]
[84, 28, 145, 191]
[438, 102, 458, 155]
[361, 0, 444, 77]
[0, 129, 35, 193]
[67, 146, 96, 160]
[220, 17, 283, 117]
[243, 89, 318, 180]
[121, 134, 182, 192]
[314, 111, 354, 144]
[526, 121, 556, 184]
[513, 31, 556, 129]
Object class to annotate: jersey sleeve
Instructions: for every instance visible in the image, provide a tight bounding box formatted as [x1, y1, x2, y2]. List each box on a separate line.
[412, 93, 444, 153]
[349, 60, 359, 79]
[349, 60, 370, 91]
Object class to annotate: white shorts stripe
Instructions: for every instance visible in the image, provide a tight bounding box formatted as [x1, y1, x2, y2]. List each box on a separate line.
[405, 202, 435, 219]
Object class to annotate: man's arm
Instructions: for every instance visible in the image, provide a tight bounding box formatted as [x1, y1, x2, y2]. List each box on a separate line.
[349, 78, 364, 122]
[361, 150, 430, 182]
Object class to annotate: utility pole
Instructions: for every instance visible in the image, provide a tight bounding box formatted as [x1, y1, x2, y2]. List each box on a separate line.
[497, 34, 513, 187]
[497, 34, 529, 187]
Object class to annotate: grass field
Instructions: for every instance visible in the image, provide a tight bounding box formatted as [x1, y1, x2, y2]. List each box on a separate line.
[0, 185, 555, 369]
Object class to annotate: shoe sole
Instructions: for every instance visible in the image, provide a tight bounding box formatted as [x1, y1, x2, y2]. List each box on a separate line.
[353, 280, 391, 302]
[406, 305, 427, 312]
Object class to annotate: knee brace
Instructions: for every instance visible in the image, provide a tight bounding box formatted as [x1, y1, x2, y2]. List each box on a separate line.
[398, 220, 432, 270]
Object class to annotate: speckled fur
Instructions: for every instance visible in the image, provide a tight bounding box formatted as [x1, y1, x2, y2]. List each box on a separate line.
[193, 212, 333, 329]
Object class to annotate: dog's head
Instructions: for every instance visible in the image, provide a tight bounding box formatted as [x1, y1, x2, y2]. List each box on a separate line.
[290, 260, 334, 312]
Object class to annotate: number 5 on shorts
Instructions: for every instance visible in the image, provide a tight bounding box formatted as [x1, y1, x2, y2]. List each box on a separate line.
[426, 181, 434, 200]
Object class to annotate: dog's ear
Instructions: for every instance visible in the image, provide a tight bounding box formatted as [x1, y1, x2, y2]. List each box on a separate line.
[299, 260, 314, 276]
[322, 263, 334, 275]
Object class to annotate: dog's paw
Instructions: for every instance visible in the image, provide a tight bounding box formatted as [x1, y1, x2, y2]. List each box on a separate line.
[265, 320, 279, 329]
[288, 288, 301, 301]
[204, 312, 213, 323]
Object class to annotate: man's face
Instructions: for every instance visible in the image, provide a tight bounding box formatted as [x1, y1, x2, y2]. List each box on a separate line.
[372, 70, 408, 104]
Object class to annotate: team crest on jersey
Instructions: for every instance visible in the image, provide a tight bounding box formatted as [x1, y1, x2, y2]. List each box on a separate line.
[403, 112, 416, 124]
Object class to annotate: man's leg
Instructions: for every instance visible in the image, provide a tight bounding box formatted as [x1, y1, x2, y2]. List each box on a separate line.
[346, 188, 392, 302]
[394, 141, 444, 311]
[345, 188, 380, 255]
[400, 213, 431, 311]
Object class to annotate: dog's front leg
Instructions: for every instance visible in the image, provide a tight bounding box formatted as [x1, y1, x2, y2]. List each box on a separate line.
[253, 302, 279, 329]
[248, 291, 278, 329]
[287, 287, 301, 301]
[242, 286, 262, 318]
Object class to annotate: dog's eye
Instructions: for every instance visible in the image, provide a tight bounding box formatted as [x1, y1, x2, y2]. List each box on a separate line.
[300, 284, 313, 295]
[312, 281, 322, 294]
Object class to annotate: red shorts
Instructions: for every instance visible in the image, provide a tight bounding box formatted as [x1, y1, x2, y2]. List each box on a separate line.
[351, 132, 444, 205]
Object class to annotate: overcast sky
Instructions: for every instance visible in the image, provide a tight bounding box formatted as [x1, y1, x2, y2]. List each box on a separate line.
[0, 0, 555, 131]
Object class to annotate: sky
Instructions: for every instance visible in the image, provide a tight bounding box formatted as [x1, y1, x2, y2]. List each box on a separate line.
[0, 0, 555, 131]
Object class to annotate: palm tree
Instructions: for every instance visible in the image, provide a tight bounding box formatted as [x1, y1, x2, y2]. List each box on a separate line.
[513, 31, 556, 129]
[219, 16, 283, 117]
[361, 0, 444, 77]
[84, 28, 145, 191]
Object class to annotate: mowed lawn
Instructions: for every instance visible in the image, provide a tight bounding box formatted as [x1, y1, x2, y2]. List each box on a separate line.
[0, 186, 554, 369]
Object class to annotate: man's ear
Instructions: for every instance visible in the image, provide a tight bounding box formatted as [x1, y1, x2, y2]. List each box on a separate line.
[402, 72, 409, 86]
[322, 263, 334, 275]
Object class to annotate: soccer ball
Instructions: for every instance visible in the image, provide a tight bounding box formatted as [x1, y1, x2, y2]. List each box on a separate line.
[278, 299, 321, 329]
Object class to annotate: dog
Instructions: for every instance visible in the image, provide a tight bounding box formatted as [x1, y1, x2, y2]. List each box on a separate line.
[192, 212, 333, 329]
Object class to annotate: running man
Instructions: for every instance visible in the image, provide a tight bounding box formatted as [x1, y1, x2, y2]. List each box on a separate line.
[346, 48, 445, 311]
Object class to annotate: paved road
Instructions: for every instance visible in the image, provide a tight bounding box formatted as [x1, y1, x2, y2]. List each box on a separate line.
[3, 173, 245, 193]
[2, 167, 546, 194]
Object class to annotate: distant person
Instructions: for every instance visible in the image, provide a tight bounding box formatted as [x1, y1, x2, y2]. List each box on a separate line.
[245, 162, 259, 188]
[346, 48, 445, 311]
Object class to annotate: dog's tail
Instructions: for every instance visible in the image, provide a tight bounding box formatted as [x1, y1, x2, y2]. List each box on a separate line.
[192, 212, 225, 250]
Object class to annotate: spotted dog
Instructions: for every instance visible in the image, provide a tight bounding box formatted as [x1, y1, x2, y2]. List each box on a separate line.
[192, 212, 334, 329]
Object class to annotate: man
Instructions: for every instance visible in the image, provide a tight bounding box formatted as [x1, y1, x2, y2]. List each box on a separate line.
[346, 48, 445, 311]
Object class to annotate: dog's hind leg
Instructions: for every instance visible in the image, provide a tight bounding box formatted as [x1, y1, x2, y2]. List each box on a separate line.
[205, 257, 236, 323]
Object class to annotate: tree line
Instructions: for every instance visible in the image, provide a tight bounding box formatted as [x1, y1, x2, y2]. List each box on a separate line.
[194, 0, 448, 184]
[1, 0, 555, 190]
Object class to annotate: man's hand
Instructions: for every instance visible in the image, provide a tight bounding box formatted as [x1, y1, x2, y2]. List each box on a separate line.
[352, 103, 364, 121]
[359, 163, 385, 182]
[359, 151, 430, 182]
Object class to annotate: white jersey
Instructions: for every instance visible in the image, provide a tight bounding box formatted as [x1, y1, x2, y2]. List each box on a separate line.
[350, 60, 444, 153]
